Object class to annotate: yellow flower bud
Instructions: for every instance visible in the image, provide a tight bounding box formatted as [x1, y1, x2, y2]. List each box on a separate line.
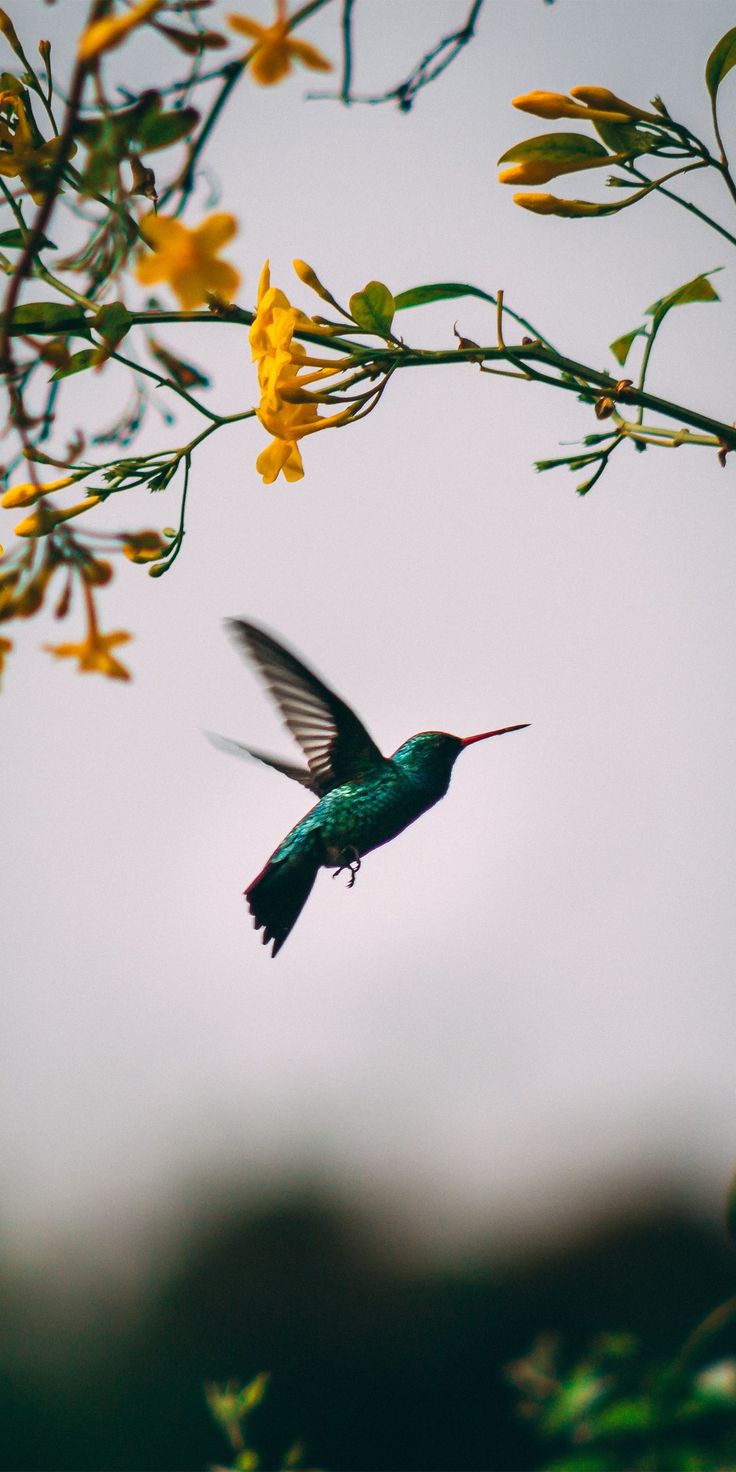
[0, 9, 25, 59]
[292, 259, 338, 307]
[512, 89, 631, 123]
[512, 191, 617, 217]
[2, 474, 76, 509]
[121, 530, 167, 563]
[78, 0, 161, 61]
[14, 494, 100, 537]
[569, 86, 660, 122]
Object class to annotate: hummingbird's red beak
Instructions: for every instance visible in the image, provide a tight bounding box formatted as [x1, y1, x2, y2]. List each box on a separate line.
[461, 723, 530, 747]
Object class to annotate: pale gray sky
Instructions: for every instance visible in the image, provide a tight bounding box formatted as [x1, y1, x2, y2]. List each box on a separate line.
[3, 0, 736, 1269]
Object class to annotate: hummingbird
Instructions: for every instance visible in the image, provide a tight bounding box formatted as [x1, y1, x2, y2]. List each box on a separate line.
[209, 620, 529, 957]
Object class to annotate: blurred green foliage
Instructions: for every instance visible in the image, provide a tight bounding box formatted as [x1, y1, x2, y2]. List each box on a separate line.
[507, 1313, 736, 1471]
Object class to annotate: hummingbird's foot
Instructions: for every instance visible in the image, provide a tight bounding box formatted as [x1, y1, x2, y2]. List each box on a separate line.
[332, 846, 361, 888]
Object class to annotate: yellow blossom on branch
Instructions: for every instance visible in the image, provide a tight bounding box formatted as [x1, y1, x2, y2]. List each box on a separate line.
[44, 581, 131, 681]
[249, 261, 353, 484]
[0, 93, 73, 204]
[227, 5, 331, 86]
[45, 626, 132, 680]
[135, 213, 240, 310]
[78, 0, 162, 61]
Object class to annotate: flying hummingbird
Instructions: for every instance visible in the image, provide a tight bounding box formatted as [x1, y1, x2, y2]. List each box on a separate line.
[209, 620, 529, 957]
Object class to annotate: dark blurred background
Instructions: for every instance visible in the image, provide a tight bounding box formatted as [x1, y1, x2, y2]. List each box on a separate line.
[3, 1177, 735, 1471]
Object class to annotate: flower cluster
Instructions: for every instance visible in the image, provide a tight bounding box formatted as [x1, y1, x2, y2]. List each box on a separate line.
[249, 262, 354, 484]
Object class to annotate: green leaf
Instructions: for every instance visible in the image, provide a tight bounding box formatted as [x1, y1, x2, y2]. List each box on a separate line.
[10, 300, 90, 336]
[348, 280, 395, 335]
[50, 348, 100, 381]
[609, 325, 647, 365]
[135, 105, 199, 152]
[0, 228, 56, 251]
[395, 282, 493, 311]
[94, 301, 132, 345]
[646, 269, 721, 319]
[593, 117, 654, 157]
[498, 132, 610, 166]
[706, 26, 736, 100]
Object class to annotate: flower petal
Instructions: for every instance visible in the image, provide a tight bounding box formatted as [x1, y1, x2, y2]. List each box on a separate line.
[226, 13, 266, 40]
[256, 437, 292, 484]
[194, 211, 238, 253]
[287, 36, 332, 72]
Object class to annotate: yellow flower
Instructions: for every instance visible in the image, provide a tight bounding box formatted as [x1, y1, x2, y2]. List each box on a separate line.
[135, 213, 240, 310]
[227, 6, 331, 86]
[44, 627, 132, 681]
[78, 0, 161, 61]
[512, 90, 631, 123]
[249, 261, 352, 483]
[0, 93, 73, 204]
[1, 474, 78, 509]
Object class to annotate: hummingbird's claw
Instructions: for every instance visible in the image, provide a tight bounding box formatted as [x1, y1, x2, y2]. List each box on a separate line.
[333, 846, 361, 888]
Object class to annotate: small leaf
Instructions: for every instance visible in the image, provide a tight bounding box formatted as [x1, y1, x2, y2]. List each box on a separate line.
[395, 282, 493, 311]
[609, 326, 647, 365]
[154, 22, 227, 54]
[646, 269, 721, 318]
[135, 105, 199, 152]
[94, 301, 132, 345]
[593, 117, 655, 157]
[498, 131, 610, 166]
[706, 26, 736, 100]
[50, 348, 101, 381]
[0, 227, 56, 251]
[11, 300, 90, 336]
[348, 280, 395, 335]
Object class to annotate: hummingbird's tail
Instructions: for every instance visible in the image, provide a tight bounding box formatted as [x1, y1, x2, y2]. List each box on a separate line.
[245, 842, 320, 957]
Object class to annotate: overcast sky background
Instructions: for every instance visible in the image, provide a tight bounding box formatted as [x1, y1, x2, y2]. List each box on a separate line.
[3, 0, 736, 1274]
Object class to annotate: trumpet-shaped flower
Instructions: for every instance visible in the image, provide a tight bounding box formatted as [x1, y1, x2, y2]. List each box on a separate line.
[227, 7, 331, 86]
[0, 93, 73, 204]
[136, 213, 240, 310]
[249, 261, 353, 483]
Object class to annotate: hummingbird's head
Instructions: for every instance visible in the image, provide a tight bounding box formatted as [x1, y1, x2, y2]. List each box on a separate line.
[393, 723, 529, 793]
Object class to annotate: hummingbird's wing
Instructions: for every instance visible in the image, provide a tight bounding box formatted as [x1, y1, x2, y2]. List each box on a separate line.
[226, 619, 387, 796]
[205, 731, 314, 789]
